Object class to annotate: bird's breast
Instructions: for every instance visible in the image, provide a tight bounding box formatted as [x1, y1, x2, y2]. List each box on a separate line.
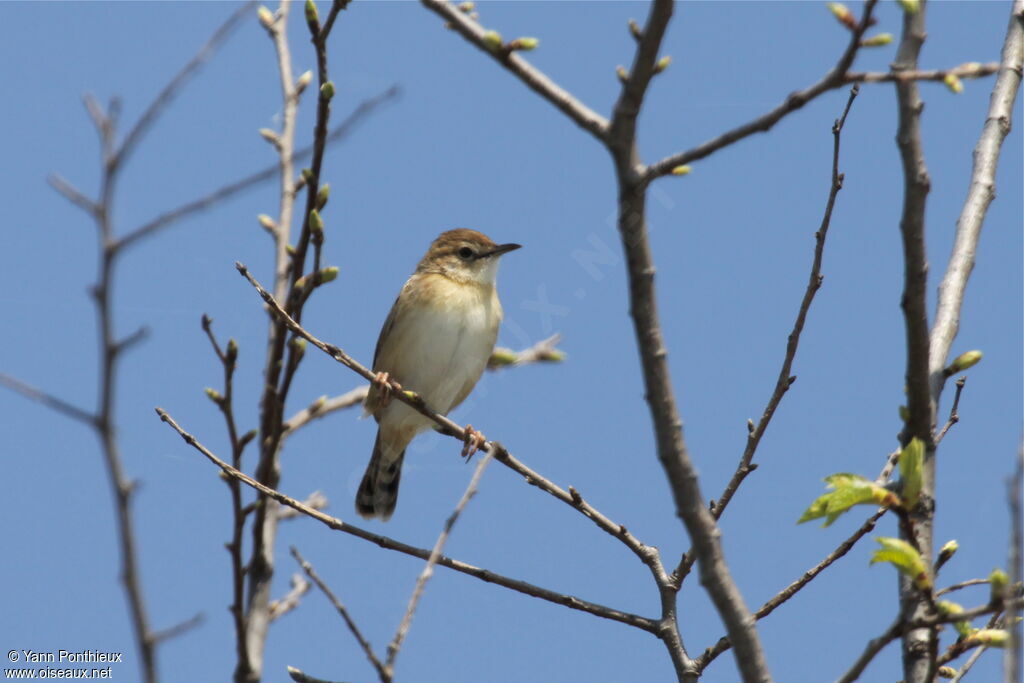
[378, 274, 502, 415]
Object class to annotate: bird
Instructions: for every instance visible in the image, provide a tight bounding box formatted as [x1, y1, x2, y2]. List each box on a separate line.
[356, 228, 520, 520]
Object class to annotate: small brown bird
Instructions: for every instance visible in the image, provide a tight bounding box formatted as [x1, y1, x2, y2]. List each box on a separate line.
[356, 229, 520, 520]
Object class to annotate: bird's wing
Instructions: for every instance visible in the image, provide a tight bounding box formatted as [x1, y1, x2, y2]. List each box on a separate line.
[364, 292, 404, 420]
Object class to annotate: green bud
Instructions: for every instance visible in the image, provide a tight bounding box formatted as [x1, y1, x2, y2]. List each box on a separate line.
[305, 0, 319, 28]
[204, 387, 223, 404]
[937, 667, 956, 679]
[318, 266, 339, 284]
[509, 37, 539, 51]
[944, 73, 964, 94]
[937, 539, 958, 562]
[970, 629, 1009, 647]
[226, 338, 239, 362]
[653, 55, 672, 74]
[948, 350, 982, 373]
[257, 6, 275, 30]
[257, 214, 276, 232]
[897, 0, 920, 14]
[309, 209, 324, 234]
[301, 168, 315, 185]
[861, 33, 894, 47]
[671, 165, 692, 176]
[990, 568, 1010, 602]
[286, 244, 296, 256]
[898, 405, 910, 422]
[457, 1, 475, 12]
[320, 81, 335, 101]
[296, 70, 313, 94]
[826, 2, 857, 30]
[316, 183, 330, 210]
[482, 30, 503, 51]
[290, 337, 307, 358]
[488, 348, 518, 367]
[616, 65, 629, 83]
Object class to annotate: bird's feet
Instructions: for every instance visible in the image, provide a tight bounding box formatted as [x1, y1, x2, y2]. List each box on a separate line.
[371, 371, 401, 408]
[461, 424, 486, 459]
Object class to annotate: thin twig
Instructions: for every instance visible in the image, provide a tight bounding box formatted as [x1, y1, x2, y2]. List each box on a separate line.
[935, 377, 966, 444]
[114, 2, 255, 174]
[291, 547, 387, 681]
[936, 578, 989, 598]
[278, 491, 329, 520]
[385, 449, 495, 678]
[420, 0, 608, 141]
[677, 85, 861, 588]
[645, 0, 878, 182]
[695, 507, 887, 671]
[845, 62, 999, 84]
[836, 600, 1023, 683]
[268, 573, 311, 621]
[287, 666, 342, 683]
[155, 408, 658, 632]
[150, 612, 205, 646]
[0, 373, 96, 426]
[115, 86, 399, 253]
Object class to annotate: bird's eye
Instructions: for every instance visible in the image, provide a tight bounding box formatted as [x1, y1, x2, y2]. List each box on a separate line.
[458, 246, 474, 260]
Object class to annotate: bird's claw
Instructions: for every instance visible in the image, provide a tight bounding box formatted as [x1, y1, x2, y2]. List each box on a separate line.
[372, 371, 401, 408]
[461, 425, 486, 459]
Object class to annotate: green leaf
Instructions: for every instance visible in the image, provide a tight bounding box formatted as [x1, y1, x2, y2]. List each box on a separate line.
[798, 473, 898, 527]
[871, 537, 931, 590]
[899, 437, 924, 509]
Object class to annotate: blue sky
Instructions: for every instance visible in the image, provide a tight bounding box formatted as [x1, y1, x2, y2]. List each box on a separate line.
[2, 2, 1020, 682]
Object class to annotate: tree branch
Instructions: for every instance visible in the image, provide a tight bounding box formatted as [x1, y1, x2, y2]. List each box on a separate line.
[929, 0, 1023, 400]
[645, 0, 878, 181]
[676, 85, 861, 587]
[291, 547, 387, 682]
[155, 408, 658, 632]
[385, 450, 495, 678]
[419, 0, 608, 141]
[0, 373, 97, 426]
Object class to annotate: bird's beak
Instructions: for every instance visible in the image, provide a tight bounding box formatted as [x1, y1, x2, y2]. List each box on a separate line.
[486, 243, 522, 258]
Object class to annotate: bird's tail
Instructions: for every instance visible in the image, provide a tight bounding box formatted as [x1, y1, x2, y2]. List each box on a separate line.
[355, 431, 406, 521]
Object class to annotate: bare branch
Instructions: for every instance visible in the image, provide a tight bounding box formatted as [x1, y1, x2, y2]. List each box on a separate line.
[150, 612, 205, 645]
[419, 0, 608, 141]
[929, 1, 1023, 399]
[115, 86, 399, 253]
[0, 373, 97, 426]
[268, 573, 311, 621]
[1007, 443, 1024, 682]
[693, 85, 860, 567]
[846, 61, 1000, 84]
[645, 0, 878, 181]
[291, 547, 386, 681]
[47, 174, 100, 216]
[385, 449, 495, 677]
[278, 491, 329, 520]
[155, 407, 658, 632]
[891, 3, 938, 680]
[114, 2, 255, 174]
[695, 507, 887, 671]
[837, 600, 1024, 683]
[935, 377, 966, 444]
